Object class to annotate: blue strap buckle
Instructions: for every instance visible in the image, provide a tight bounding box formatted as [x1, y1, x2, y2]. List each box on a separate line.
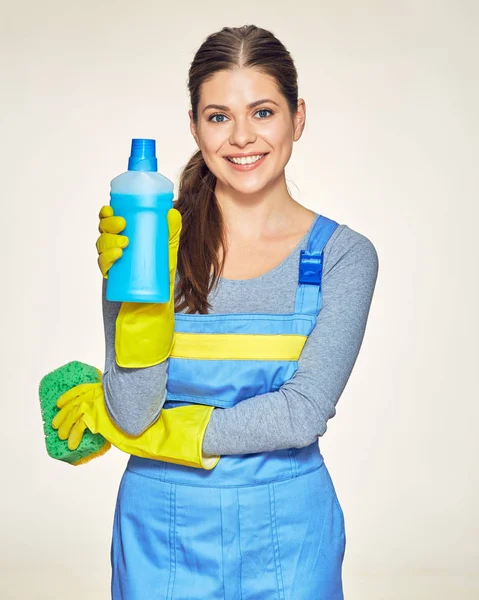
[298, 250, 324, 286]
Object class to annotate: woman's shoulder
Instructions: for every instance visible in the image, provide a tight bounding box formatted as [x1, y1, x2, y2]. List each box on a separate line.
[321, 219, 379, 279]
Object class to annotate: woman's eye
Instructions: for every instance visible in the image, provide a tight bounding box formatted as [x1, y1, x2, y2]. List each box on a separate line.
[255, 109, 273, 119]
[208, 109, 273, 123]
[209, 113, 228, 123]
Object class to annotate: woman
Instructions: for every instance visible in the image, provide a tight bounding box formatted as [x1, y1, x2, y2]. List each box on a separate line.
[99, 24, 378, 599]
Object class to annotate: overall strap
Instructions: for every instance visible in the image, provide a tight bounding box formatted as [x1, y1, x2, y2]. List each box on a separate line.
[294, 215, 339, 316]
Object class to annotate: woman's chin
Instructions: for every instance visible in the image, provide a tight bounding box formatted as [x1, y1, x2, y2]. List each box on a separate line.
[223, 176, 272, 197]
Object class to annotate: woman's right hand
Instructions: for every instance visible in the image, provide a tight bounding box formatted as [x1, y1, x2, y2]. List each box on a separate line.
[96, 205, 129, 278]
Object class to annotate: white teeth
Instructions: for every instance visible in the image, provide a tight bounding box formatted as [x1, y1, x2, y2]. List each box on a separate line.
[228, 154, 265, 165]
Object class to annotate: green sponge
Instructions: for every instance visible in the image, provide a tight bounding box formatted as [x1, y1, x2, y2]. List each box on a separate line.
[39, 360, 111, 465]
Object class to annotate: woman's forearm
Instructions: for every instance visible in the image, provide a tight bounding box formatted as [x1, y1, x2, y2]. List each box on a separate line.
[101, 279, 168, 436]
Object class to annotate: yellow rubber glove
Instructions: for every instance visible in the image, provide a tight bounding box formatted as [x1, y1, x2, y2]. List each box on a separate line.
[96, 205, 181, 369]
[96, 205, 129, 279]
[51, 379, 220, 470]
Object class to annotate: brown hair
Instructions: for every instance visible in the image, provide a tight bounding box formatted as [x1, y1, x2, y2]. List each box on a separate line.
[174, 25, 299, 313]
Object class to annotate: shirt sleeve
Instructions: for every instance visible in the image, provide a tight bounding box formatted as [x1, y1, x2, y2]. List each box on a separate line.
[101, 278, 168, 436]
[201, 228, 379, 456]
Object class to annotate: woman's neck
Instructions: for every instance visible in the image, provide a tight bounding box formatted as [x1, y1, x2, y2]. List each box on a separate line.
[214, 177, 301, 242]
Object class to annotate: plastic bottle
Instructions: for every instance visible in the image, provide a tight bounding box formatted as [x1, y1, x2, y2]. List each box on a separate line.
[106, 139, 174, 303]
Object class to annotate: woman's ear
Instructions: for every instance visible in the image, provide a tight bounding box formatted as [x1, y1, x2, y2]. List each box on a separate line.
[189, 110, 200, 148]
[293, 99, 306, 142]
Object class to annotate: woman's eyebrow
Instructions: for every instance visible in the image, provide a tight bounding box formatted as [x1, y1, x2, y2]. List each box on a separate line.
[202, 99, 280, 113]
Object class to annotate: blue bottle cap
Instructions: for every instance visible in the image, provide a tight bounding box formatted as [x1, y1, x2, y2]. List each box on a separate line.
[128, 138, 158, 172]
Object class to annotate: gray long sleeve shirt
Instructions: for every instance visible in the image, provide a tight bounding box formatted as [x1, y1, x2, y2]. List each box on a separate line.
[102, 213, 379, 456]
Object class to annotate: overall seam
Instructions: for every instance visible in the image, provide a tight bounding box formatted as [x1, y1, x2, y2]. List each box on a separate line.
[166, 484, 177, 600]
[125, 462, 324, 489]
[219, 491, 226, 600]
[175, 313, 315, 323]
[236, 488, 244, 600]
[269, 484, 285, 599]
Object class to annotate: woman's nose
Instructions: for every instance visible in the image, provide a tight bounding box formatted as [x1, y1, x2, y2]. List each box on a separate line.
[229, 118, 256, 147]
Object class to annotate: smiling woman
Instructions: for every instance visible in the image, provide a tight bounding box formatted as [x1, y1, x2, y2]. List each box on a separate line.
[98, 24, 379, 600]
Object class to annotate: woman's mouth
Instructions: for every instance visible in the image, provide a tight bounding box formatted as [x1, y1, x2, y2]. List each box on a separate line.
[224, 153, 268, 171]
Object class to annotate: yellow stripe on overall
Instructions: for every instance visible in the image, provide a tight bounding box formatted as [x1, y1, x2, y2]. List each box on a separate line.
[170, 332, 306, 361]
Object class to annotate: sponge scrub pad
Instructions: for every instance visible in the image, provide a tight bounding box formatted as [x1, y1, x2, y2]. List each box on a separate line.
[39, 360, 111, 465]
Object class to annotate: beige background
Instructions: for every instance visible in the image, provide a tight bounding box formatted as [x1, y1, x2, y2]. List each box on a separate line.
[1, 1, 478, 598]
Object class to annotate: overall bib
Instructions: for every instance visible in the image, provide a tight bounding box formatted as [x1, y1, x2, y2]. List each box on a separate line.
[111, 215, 346, 600]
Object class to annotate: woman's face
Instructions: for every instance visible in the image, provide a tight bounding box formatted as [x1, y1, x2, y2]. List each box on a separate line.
[189, 67, 305, 197]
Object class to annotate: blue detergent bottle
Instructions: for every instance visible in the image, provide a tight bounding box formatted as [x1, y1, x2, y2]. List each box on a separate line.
[106, 139, 174, 303]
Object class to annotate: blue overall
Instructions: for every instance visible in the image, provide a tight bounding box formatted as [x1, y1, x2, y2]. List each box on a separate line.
[111, 215, 346, 599]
